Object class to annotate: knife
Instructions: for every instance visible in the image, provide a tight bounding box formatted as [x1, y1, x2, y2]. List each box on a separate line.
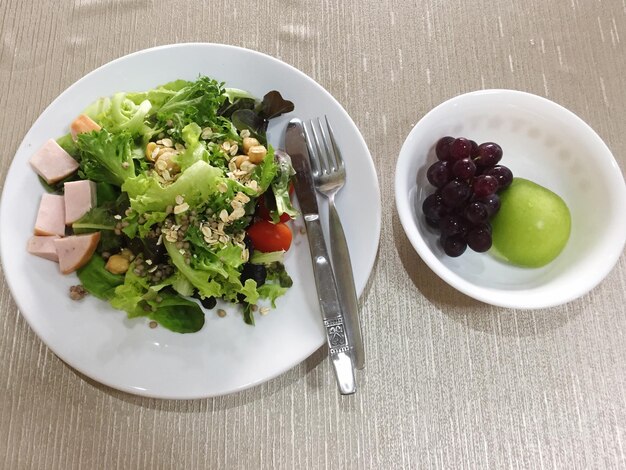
[284, 118, 356, 395]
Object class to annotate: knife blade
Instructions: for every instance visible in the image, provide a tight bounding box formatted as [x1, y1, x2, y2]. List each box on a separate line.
[285, 118, 356, 395]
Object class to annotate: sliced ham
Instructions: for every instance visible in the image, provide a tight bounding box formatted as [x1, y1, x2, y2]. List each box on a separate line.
[27, 236, 61, 262]
[54, 232, 100, 274]
[64, 180, 97, 224]
[29, 139, 79, 184]
[70, 114, 101, 140]
[34, 193, 66, 236]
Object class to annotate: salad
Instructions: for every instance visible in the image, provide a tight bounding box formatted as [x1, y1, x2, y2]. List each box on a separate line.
[27, 76, 299, 332]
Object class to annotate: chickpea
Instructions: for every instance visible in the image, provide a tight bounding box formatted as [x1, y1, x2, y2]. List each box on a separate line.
[242, 137, 260, 154]
[235, 154, 249, 168]
[247, 145, 267, 164]
[145, 142, 158, 161]
[155, 152, 180, 174]
[105, 254, 130, 275]
[119, 249, 134, 261]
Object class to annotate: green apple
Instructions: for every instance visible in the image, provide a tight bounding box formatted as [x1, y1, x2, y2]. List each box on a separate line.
[491, 177, 571, 267]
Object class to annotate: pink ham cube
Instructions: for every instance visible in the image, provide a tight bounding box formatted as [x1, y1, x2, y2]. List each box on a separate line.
[29, 139, 79, 184]
[54, 232, 100, 274]
[64, 180, 97, 224]
[27, 236, 61, 262]
[34, 193, 66, 237]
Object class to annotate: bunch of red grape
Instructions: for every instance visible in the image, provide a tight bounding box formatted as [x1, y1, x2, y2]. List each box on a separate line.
[421, 136, 513, 257]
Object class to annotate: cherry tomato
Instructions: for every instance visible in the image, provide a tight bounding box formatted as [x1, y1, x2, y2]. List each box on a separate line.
[257, 195, 291, 223]
[246, 220, 292, 252]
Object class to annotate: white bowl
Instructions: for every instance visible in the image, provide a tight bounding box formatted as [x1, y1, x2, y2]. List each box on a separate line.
[395, 89, 626, 309]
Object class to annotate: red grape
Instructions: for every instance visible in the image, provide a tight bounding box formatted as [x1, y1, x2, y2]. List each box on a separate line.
[470, 140, 479, 157]
[473, 175, 499, 197]
[422, 193, 447, 223]
[452, 158, 477, 180]
[476, 193, 501, 217]
[464, 201, 489, 224]
[435, 136, 455, 161]
[427, 161, 451, 188]
[442, 235, 467, 257]
[425, 217, 439, 228]
[441, 180, 472, 208]
[450, 138, 473, 161]
[467, 225, 492, 252]
[475, 142, 503, 167]
[439, 214, 466, 237]
[484, 165, 513, 190]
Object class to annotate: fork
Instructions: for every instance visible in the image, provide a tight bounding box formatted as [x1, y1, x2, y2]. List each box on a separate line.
[304, 116, 365, 370]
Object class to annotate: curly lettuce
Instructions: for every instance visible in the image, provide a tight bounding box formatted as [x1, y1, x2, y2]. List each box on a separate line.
[75, 129, 136, 186]
[122, 160, 221, 213]
[84, 93, 153, 139]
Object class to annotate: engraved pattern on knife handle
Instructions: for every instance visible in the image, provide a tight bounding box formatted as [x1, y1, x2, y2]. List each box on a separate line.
[324, 318, 349, 353]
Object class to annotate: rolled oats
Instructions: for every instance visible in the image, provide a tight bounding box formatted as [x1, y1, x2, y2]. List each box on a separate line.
[174, 202, 189, 214]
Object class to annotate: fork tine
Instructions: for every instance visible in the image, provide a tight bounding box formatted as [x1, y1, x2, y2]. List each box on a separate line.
[316, 117, 337, 172]
[324, 116, 344, 171]
[309, 119, 331, 174]
[303, 121, 320, 176]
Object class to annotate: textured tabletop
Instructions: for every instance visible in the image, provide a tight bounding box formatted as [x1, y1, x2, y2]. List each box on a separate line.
[1, 1, 625, 468]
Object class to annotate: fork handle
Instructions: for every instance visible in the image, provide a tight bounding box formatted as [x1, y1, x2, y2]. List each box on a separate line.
[327, 198, 365, 370]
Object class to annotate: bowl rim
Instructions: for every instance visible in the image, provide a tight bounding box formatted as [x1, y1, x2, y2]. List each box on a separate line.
[395, 88, 626, 309]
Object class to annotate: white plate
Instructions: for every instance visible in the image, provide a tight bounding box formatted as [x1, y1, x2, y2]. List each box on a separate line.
[0, 44, 381, 399]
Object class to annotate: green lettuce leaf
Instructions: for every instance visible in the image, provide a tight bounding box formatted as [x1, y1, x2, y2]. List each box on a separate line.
[169, 271, 195, 297]
[110, 262, 151, 317]
[84, 93, 153, 138]
[253, 145, 278, 193]
[165, 240, 224, 299]
[241, 279, 259, 304]
[76, 255, 124, 301]
[109, 261, 205, 333]
[250, 250, 285, 265]
[258, 261, 292, 307]
[166, 231, 256, 304]
[154, 76, 226, 141]
[122, 160, 221, 213]
[147, 293, 205, 333]
[95, 182, 121, 205]
[56, 133, 79, 158]
[72, 207, 121, 253]
[218, 88, 256, 119]
[121, 209, 168, 239]
[72, 207, 116, 233]
[76, 129, 136, 186]
[125, 79, 190, 110]
[257, 283, 289, 308]
[270, 150, 298, 222]
[173, 123, 210, 171]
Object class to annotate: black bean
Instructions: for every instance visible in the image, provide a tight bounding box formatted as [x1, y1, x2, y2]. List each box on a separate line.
[240, 263, 267, 287]
[193, 293, 217, 310]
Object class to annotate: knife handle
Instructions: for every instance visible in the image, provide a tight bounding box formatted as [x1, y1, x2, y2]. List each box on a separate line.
[303, 214, 356, 395]
[328, 199, 365, 370]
